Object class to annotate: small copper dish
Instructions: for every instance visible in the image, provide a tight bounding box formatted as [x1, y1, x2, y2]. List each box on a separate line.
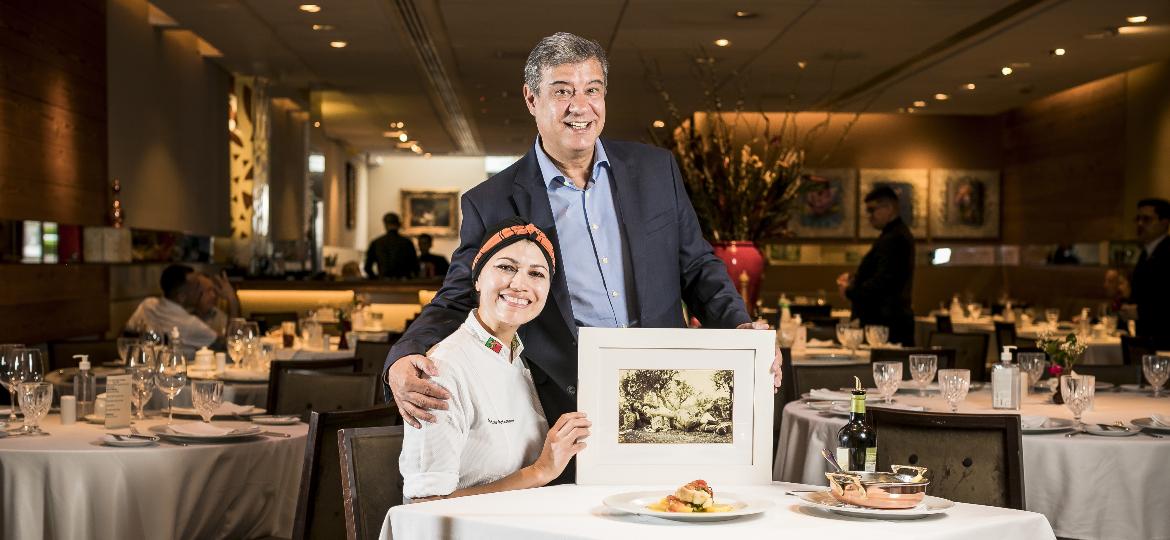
[825, 465, 929, 509]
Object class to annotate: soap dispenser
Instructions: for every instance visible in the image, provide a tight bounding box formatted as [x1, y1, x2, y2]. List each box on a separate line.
[992, 346, 1021, 410]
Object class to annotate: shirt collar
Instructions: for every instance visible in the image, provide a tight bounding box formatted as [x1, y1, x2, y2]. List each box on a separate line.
[533, 136, 609, 189]
[462, 310, 524, 363]
[1146, 233, 1167, 256]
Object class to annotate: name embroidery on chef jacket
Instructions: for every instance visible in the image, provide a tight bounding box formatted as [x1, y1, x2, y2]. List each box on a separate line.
[482, 334, 523, 427]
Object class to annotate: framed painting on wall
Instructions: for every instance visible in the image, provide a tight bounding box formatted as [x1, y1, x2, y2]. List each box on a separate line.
[928, 169, 1000, 238]
[576, 327, 775, 485]
[790, 168, 857, 239]
[858, 169, 929, 239]
[401, 189, 460, 237]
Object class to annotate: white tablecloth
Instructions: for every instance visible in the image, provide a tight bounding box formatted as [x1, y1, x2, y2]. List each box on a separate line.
[790, 346, 871, 366]
[915, 317, 1124, 366]
[0, 416, 307, 539]
[773, 388, 1170, 540]
[384, 483, 1054, 540]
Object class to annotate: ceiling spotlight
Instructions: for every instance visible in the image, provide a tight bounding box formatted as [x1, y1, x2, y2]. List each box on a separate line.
[313, 121, 320, 128]
[330, 41, 347, 48]
[652, 120, 666, 128]
[1001, 66, 1013, 76]
[398, 133, 409, 142]
[298, 4, 321, 13]
[1127, 15, 1148, 24]
[934, 93, 949, 101]
[311, 24, 333, 31]
[1051, 48, 1066, 56]
[734, 10, 757, 18]
[906, 107, 917, 114]
[714, 38, 731, 47]
[964, 83, 976, 90]
[913, 100, 927, 107]
[797, 60, 807, 69]
[397, 122, 405, 128]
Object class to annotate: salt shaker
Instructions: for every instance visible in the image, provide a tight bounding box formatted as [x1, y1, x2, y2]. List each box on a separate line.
[60, 395, 77, 425]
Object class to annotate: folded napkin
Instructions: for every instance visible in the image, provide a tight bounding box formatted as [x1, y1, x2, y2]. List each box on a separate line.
[1020, 415, 1049, 429]
[215, 402, 254, 416]
[169, 422, 236, 437]
[810, 388, 853, 401]
[1150, 414, 1169, 427]
[807, 339, 834, 347]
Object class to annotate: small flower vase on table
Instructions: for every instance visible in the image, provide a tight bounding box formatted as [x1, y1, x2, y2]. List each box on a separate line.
[1036, 331, 1087, 405]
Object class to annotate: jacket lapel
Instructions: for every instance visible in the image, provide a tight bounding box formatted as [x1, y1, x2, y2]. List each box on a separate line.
[604, 142, 649, 325]
[510, 150, 577, 334]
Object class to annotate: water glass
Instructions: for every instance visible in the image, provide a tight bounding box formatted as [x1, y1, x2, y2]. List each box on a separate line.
[1142, 355, 1170, 398]
[938, 369, 971, 413]
[0, 344, 21, 422]
[191, 380, 224, 423]
[1044, 308, 1060, 329]
[872, 361, 902, 403]
[865, 325, 889, 348]
[18, 381, 53, 435]
[1018, 353, 1047, 394]
[155, 348, 188, 424]
[966, 303, 983, 320]
[1060, 374, 1094, 425]
[908, 354, 938, 397]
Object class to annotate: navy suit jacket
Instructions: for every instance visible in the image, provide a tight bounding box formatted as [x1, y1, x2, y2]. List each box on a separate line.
[384, 139, 751, 421]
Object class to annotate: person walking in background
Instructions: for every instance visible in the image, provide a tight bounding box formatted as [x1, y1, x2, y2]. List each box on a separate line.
[836, 186, 916, 346]
[365, 212, 419, 279]
[417, 233, 451, 278]
[1131, 197, 1170, 344]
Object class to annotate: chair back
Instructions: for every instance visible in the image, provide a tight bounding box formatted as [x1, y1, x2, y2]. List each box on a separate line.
[1071, 363, 1143, 385]
[293, 407, 400, 540]
[871, 409, 1025, 510]
[47, 339, 118, 371]
[250, 311, 298, 335]
[353, 340, 393, 375]
[338, 425, 405, 540]
[793, 363, 874, 396]
[927, 332, 989, 381]
[992, 322, 1018, 353]
[789, 304, 832, 320]
[267, 357, 365, 417]
[869, 348, 956, 380]
[1121, 335, 1157, 366]
[935, 314, 954, 334]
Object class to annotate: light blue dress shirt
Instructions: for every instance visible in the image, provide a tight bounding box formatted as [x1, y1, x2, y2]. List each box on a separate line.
[534, 137, 630, 329]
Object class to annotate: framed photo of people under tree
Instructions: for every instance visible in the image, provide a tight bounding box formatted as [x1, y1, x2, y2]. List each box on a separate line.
[576, 327, 775, 485]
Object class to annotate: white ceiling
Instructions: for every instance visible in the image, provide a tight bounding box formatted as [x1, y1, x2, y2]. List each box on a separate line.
[150, 0, 1170, 155]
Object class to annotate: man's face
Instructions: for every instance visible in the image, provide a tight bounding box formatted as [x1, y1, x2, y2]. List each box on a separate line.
[191, 274, 217, 313]
[523, 59, 606, 161]
[865, 200, 897, 230]
[1136, 205, 1169, 244]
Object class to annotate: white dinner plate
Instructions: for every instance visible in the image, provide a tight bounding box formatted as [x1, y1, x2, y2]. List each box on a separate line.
[796, 490, 953, 519]
[250, 415, 301, 426]
[169, 406, 264, 418]
[1083, 424, 1139, 437]
[602, 490, 771, 522]
[148, 424, 263, 443]
[1020, 417, 1076, 434]
[806, 401, 837, 411]
[1118, 384, 1151, 393]
[101, 434, 157, 447]
[1130, 418, 1170, 434]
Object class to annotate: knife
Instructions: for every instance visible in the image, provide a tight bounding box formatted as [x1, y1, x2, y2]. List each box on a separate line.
[108, 432, 159, 441]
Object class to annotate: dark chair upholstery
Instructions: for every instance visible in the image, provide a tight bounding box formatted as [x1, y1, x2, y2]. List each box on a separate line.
[869, 348, 956, 380]
[789, 304, 832, 320]
[1071, 363, 1143, 385]
[267, 358, 368, 418]
[1121, 335, 1157, 366]
[993, 322, 1018, 354]
[293, 407, 400, 540]
[774, 348, 796, 461]
[928, 332, 990, 381]
[353, 341, 393, 375]
[793, 363, 874, 396]
[47, 339, 118, 371]
[250, 311, 299, 335]
[339, 425, 405, 540]
[871, 409, 1025, 510]
[935, 314, 954, 334]
[806, 316, 840, 342]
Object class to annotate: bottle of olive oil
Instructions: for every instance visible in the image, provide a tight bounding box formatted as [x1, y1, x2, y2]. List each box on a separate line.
[836, 376, 877, 472]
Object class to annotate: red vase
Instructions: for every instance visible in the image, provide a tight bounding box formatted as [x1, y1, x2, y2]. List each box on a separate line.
[711, 241, 765, 314]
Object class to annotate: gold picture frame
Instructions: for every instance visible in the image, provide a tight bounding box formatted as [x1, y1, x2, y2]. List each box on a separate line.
[401, 189, 460, 238]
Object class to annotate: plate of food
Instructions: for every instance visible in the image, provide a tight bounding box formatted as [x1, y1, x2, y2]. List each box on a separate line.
[796, 490, 953, 519]
[602, 480, 771, 522]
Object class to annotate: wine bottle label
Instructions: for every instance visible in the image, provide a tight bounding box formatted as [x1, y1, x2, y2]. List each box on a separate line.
[864, 447, 877, 472]
[836, 447, 849, 471]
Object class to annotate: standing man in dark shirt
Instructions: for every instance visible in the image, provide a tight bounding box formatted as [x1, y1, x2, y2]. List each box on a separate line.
[836, 186, 916, 346]
[365, 213, 419, 279]
[416, 233, 450, 278]
[1131, 197, 1170, 344]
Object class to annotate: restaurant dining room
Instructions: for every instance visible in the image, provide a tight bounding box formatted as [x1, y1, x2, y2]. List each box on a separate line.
[3, 0, 1170, 539]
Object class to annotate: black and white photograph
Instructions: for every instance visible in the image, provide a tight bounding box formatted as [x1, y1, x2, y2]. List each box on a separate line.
[618, 368, 734, 444]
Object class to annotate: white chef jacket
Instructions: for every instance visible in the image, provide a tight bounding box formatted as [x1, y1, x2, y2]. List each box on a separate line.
[400, 311, 548, 499]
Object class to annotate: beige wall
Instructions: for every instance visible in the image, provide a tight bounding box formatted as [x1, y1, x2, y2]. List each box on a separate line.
[268, 100, 309, 242]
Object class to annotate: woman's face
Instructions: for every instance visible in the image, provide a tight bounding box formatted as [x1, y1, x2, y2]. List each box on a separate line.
[475, 240, 551, 329]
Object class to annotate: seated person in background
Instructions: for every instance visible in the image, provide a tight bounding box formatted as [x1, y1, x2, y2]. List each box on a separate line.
[365, 212, 419, 279]
[125, 264, 240, 348]
[340, 261, 363, 281]
[416, 233, 450, 278]
[400, 218, 590, 500]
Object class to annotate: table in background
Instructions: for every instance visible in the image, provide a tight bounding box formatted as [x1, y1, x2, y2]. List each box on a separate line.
[790, 346, 871, 366]
[0, 415, 307, 539]
[47, 368, 270, 409]
[914, 316, 1123, 366]
[773, 388, 1170, 540]
[385, 483, 1054, 540]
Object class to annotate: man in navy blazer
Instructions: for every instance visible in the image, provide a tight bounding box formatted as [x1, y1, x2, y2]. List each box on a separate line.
[383, 32, 780, 436]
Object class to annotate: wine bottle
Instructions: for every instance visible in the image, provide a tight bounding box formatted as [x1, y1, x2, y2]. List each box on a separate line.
[836, 376, 877, 472]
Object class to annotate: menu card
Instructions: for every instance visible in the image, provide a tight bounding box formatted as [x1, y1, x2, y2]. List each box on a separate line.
[104, 374, 133, 429]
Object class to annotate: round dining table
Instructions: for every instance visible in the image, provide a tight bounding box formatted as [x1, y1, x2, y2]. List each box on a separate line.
[774, 386, 1170, 540]
[0, 415, 307, 539]
[915, 316, 1124, 365]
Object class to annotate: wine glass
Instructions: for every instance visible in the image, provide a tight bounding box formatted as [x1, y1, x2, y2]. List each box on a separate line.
[938, 369, 971, 413]
[127, 344, 157, 420]
[1060, 374, 1093, 425]
[243, 322, 261, 370]
[155, 347, 188, 425]
[864, 325, 889, 348]
[908, 354, 938, 397]
[226, 318, 248, 370]
[1044, 308, 1060, 330]
[1018, 353, 1047, 395]
[0, 344, 21, 423]
[191, 380, 224, 423]
[1142, 355, 1170, 398]
[967, 303, 983, 320]
[116, 337, 138, 365]
[18, 381, 53, 435]
[872, 361, 902, 404]
[835, 323, 849, 347]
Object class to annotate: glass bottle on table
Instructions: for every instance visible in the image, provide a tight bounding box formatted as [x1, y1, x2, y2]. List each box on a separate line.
[836, 376, 877, 472]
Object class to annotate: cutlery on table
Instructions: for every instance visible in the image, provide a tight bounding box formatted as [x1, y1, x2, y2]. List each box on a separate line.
[132, 424, 186, 446]
[1112, 421, 1132, 431]
[1139, 430, 1164, 439]
[260, 431, 291, 438]
[107, 432, 159, 441]
[1065, 428, 1085, 438]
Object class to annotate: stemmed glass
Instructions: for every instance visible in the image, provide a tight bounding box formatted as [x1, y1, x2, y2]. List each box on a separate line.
[11, 348, 46, 411]
[127, 345, 157, 420]
[1018, 353, 1047, 395]
[865, 325, 889, 348]
[1142, 355, 1170, 398]
[243, 322, 261, 370]
[1044, 308, 1061, 330]
[939, 369, 971, 413]
[0, 344, 21, 423]
[191, 380, 224, 423]
[908, 354, 938, 397]
[1060, 374, 1094, 425]
[872, 361, 902, 404]
[967, 303, 983, 320]
[155, 347, 188, 425]
[18, 382, 53, 435]
[226, 318, 248, 370]
[116, 337, 138, 365]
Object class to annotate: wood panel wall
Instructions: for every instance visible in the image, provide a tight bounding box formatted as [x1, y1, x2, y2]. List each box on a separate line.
[0, 264, 109, 343]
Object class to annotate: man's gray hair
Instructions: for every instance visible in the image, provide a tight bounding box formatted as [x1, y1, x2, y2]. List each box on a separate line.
[523, 32, 609, 95]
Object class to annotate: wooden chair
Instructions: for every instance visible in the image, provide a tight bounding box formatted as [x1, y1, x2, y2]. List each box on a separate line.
[789, 304, 832, 320]
[338, 425, 405, 540]
[1121, 335, 1157, 366]
[869, 348, 956, 381]
[792, 363, 874, 396]
[871, 408, 1025, 510]
[47, 339, 118, 371]
[806, 316, 840, 342]
[266, 358, 370, 418]
[935, 314, 954, 334]
[293, 406, 401, 540]
[353, 340, 393, 376]
[1070, 363, 1143, 386]
[928, 332, 990, 382]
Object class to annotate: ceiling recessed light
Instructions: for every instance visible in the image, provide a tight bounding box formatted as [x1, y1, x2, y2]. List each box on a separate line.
[311, 24, 333, 31]
[796, 60, 807, 69]
[313, 121, 320, 127]
[1051, 48, 1066, 56]
[906, 107, 917, 114]
[714, 38, 731, 47]
[734, 10, 757, 18]
[1001, 66, 1013, 76]
[934, 93, 949, 101]
[398, 133, 409, 142]
[298, 4, 321, 13]
[1127, 15, 1148, 24]
[964, 83, 976, 90]
[913, 100, 927, 107]
[330, 41, 347, 48]
[652, 120, 666, 128]
[397, 122, 405, 129]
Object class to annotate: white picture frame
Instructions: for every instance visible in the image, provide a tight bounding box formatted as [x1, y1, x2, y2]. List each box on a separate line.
[576, 327, 775, 485]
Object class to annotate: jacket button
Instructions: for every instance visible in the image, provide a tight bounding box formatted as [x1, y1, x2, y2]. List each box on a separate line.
[566, 385, 576, 396]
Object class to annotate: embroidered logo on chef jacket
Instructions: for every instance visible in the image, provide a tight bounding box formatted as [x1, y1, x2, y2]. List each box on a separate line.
[487, 417, 516, 425]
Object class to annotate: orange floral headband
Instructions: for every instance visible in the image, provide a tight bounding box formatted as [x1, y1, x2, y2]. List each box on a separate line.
[471, 222, 556, 280]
